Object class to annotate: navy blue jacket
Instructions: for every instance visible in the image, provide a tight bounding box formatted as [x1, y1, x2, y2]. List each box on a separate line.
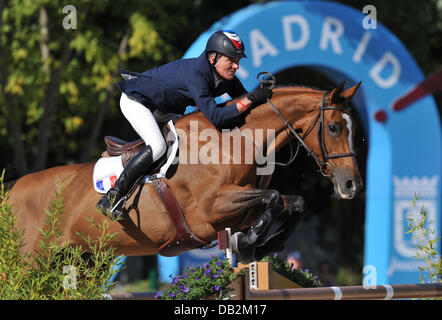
[115, 52, 248, 127]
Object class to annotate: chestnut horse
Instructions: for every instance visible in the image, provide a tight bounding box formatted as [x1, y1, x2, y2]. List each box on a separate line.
[7, 81, 362, 263]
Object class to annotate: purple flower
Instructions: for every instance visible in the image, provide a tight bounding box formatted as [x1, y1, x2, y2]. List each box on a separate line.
[154, 293, 161, 299]
[169, 291, 175, 298]
[183, 287, 189, 293]
[214, 285, 220, 292]
[217, 262, 222, 267]
[213, 273, 219, 278]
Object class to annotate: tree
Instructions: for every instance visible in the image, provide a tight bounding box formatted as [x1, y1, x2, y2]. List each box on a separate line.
[0, 0, 258, 180]
[0, 0, 440, 179]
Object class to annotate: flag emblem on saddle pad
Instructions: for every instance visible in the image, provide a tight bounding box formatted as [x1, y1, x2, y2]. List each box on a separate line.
[95, 174, 117, 192]
[223, 30, 242, 50]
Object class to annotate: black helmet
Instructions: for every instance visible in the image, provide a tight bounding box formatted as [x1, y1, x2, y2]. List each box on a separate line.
[205, 30, 247, 59]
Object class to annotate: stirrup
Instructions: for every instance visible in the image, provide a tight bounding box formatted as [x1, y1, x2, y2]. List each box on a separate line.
[108, 195, 128, 220]
[102, 175, 144, 220]
[110, 195, 127, 214]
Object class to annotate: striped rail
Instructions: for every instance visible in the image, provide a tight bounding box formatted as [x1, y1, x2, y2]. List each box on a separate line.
[245, 283, 442, 300]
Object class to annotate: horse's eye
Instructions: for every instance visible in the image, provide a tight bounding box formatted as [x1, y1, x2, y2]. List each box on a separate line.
[328, 122, 340, 135]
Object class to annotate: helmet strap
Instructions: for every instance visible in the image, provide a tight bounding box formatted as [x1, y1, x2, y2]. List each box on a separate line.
[211, 53, 220, 66]
[210, 53, 223, 79]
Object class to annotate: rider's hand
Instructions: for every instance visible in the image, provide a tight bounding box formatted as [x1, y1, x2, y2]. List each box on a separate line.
[247, 87, 273, 107]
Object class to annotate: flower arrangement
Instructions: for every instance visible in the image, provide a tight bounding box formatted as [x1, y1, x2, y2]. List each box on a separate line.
[155, 255, 241, 300]
[261, 254, 322, 288]
[156, 253, 322, 300]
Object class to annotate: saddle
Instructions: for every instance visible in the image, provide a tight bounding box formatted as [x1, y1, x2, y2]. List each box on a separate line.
[103, 124, 170, 169]
[101, 123, 210, 256]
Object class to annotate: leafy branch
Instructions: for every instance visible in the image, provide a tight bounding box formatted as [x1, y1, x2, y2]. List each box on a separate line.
[406, 194, 441, 286]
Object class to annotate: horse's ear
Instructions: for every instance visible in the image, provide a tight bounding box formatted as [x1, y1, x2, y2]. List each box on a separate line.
[329, 81, 346, 103]
[341, 81, 362, 101]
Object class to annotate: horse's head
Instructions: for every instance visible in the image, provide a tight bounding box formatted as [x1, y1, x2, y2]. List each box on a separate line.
[299, 82, 362, 199]
[266, 81, 362, 199]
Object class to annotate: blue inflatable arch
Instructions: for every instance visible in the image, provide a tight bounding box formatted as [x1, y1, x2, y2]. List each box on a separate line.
[159, 1, 441, 284]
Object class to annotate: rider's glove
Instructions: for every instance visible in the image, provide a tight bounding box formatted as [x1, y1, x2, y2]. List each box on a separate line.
[247, 87, 273, 107]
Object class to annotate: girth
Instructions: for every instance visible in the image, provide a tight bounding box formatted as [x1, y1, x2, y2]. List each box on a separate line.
[152, 178, 210, 256]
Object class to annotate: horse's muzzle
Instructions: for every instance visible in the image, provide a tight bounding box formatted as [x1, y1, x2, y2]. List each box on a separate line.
[332, 170, 363, 200]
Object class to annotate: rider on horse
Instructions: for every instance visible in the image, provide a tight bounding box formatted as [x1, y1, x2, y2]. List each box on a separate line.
[97, 30, 273, 219]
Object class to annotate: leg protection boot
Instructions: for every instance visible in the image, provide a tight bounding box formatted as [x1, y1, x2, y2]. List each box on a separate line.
[97, 145, 153, 219]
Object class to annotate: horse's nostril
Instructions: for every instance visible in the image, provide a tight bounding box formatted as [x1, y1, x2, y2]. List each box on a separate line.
[346, 180, 354, 190]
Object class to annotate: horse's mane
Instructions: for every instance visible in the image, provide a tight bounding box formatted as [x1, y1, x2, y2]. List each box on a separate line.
[176, 84, 328, 129]
[274, 83, 326, 92]
[229, 83, 326, 103]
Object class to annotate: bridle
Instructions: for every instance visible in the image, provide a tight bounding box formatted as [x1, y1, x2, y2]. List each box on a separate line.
[258, 72, 356, 177]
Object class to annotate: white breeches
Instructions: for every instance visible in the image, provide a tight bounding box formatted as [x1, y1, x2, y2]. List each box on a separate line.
[120, 93, 167, 162]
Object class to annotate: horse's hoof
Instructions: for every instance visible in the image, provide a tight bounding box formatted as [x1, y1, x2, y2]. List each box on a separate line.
[231, 232, 256, 264]
[292, 195, 304, 212]
[230, 232, 242, 254]
[286, 195, 304, 213]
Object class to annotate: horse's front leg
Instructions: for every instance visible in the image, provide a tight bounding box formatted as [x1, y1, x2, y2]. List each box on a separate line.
[210, 186, 303, 224]
[210, 185, 305, 264]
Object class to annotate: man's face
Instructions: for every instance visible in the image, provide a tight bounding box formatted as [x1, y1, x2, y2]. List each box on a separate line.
[211, 54, 240, 80]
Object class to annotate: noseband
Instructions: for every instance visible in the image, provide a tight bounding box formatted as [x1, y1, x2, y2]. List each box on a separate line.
[259, 73, 356, 177]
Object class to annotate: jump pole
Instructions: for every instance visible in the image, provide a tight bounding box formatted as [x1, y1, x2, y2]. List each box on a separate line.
[245, 282, 442, 300]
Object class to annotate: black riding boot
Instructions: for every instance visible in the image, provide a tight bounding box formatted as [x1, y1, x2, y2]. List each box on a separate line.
[97, 145, 153, 219]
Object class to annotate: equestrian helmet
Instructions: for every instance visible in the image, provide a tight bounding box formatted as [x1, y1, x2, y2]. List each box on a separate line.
[205, 30, 247, 59]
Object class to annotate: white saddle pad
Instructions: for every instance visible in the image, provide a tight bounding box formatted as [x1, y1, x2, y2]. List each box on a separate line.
[92, 120, 179, 194]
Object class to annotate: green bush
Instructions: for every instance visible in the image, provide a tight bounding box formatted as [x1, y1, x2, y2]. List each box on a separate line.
[0, 170, 123, 299]
[407, 195, 441, 285]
